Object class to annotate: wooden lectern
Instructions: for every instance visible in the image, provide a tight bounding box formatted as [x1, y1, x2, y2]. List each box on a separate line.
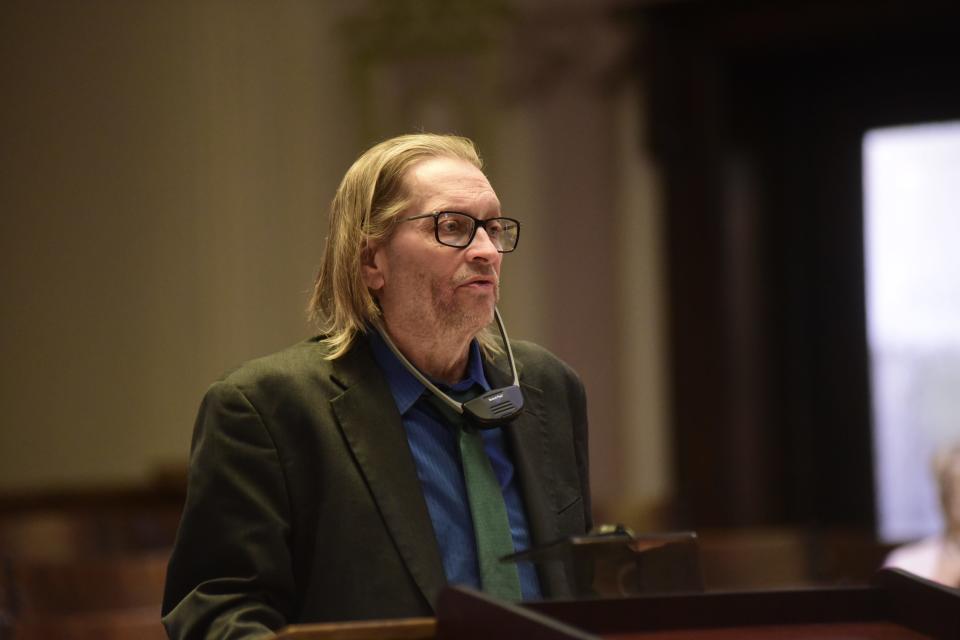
[437, 568, 959, 639]
[276, 569, 958, 639]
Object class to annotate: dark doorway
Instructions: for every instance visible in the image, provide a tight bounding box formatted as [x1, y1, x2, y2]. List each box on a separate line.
[632, 0, 960, 529]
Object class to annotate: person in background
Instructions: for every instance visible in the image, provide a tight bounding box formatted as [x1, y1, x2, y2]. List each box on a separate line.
[884, 443, 960, 588]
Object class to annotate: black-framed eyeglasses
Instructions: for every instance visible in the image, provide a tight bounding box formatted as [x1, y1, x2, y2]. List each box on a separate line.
[403, 211, 520, 253]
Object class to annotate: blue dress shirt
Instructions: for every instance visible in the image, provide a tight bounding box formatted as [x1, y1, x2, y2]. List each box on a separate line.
[366, 330, 541, 601]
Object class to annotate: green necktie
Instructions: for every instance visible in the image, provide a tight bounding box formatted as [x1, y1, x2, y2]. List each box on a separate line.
[428, 390, 523, 601]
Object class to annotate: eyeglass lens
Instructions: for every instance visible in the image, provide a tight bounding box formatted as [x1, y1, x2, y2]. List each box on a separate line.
[436, 212, 518, 252]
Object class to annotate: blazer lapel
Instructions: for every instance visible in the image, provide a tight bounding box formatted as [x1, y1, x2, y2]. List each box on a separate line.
[485, 354, 574, 598]
[328, 341, 447, 610]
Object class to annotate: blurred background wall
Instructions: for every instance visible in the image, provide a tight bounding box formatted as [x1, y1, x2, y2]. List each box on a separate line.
[4, 0, 960, 601]
[0, 0, 670, 525]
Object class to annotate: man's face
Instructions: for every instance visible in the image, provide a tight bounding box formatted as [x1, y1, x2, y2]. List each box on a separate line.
[363, 156, 504, 342]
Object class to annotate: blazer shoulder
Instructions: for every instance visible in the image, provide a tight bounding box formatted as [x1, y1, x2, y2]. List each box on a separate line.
[218, 336, 325, 378]
[211, 337, 341, 400]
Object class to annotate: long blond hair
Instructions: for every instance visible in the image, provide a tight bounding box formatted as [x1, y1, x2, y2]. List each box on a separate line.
[308, 133, 497, 359]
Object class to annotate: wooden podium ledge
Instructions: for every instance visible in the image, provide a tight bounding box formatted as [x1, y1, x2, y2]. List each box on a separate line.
[276, 569, 959, 640]
[277, 617, 436, 639]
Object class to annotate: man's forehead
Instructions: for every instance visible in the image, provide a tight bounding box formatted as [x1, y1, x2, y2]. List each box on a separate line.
[404, 157, 500, 209]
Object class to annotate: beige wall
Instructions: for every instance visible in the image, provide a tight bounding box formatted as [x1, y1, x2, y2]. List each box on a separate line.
[0, 1, 670, 525]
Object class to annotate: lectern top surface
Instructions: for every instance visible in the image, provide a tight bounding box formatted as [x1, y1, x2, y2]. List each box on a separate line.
[603, 621, 930, 640]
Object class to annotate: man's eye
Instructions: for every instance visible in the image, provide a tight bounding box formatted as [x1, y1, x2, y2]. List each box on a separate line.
[438, 219, 466, 234]
[486, 220, 504, 236]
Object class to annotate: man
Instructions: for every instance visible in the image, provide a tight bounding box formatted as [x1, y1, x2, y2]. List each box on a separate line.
[162, 133, 591, 638]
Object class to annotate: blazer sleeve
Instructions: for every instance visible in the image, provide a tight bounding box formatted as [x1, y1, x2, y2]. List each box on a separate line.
[162, 380, 296, 639]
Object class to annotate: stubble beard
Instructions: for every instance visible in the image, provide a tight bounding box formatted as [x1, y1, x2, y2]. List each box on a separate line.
[383, 264, 500, 350]
[430, 277, 498, 341]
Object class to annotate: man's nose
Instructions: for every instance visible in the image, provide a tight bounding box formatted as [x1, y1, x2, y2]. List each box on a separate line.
[468, 226, 500, 260]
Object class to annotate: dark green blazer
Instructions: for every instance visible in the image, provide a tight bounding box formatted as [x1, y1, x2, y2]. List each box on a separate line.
[162, 336, 591, 639]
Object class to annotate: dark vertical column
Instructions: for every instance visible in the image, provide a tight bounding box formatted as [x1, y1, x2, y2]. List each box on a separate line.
[642, 14, 751, 526]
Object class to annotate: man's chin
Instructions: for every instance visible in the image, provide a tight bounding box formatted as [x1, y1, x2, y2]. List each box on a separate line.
[472, 298, 497, 321]
[440, 304, 495, 337]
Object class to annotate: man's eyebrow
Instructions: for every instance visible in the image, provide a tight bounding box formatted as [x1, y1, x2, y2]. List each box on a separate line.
[433, 203, 503, 214]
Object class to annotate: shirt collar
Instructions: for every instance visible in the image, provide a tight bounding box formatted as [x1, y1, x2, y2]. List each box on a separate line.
[366, 328, 492, 416]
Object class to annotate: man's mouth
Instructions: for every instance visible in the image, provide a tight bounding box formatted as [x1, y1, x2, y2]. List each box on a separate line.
[457, 275, 498, 289]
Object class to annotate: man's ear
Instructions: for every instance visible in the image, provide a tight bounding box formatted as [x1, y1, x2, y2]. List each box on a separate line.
[360, 240, 385, 292]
